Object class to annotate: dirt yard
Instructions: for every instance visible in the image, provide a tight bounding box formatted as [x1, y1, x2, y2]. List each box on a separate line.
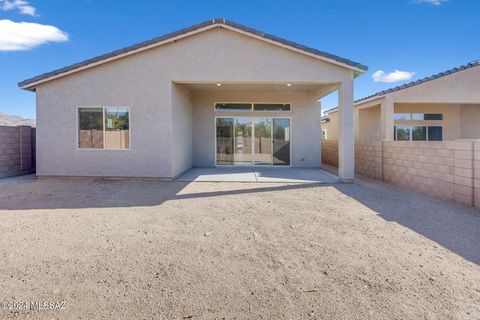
[0, 177, 479, 319]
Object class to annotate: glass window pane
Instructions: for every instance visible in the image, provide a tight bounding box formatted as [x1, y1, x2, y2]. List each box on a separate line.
[215, 103, 252, 112]
[273, 118, 290, 165]
[234, 119, 253, 164]
[105, 108, 130, 149]
[412, 126, 427, 141]
[79, 108, 103, 148]
[253, 104, 291, 111]
[424, 114, 443, 120]
[411, 113, 424, 120]
[254, 118, 272, 165]
[395, 126, 410, 141]
[428, 126, 443, 141]
[394, 113, 410, 121]
[216, 118, 234, 165]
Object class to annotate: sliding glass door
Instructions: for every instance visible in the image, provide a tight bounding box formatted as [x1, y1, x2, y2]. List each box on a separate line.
[273, 118, 290, 166]
[254, 118, 272, 165]
[216, 117, 290, 166]
[234, 118, 253, 165]
[216, 118, 234, 165]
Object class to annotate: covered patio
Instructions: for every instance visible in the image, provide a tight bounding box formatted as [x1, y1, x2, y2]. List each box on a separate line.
[172, 80, 356, 181]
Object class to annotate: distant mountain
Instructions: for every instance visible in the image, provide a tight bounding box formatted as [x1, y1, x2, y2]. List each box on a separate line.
[0, 112, 35, 127]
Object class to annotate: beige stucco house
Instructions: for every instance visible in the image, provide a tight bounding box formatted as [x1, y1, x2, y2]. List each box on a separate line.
[19, 19, 367, 180]
[323, 60, 480, 142]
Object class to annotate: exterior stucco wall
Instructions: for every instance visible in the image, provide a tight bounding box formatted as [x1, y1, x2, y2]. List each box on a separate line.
[172, 84, 194, 178]
[192, 90, 321, 168]
[388, 66, 480, 103]
[357, 106, 381, 141]
[460, 104, 480, 139]
[35, 27, 352, 177]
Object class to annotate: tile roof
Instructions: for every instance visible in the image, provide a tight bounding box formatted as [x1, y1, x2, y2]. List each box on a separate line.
[355, 60, 480, 104]
[19, 18, 367, 90]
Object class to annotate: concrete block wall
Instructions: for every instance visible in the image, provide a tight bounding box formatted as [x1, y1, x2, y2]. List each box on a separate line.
[321, 139, 480, 208]
[355, 141, 383, 180]
[475, 141, 480, 208]
[321, 140, 338, 167]
[0, 126, 36, 178]
[383, 141, 456, 202]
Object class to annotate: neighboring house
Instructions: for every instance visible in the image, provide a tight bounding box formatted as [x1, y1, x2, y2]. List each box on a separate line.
[323, 60, 480, 142]
[19, 18, 367, 180]
[355, 60, 480, 142]
[321, 108, 338, 141]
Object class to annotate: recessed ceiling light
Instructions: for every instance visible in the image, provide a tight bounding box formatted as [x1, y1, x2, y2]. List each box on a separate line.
[216, 83, 222, 86]
[286, 83, 292, 87]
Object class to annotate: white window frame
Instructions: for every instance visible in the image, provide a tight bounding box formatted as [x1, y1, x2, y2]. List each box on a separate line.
[77, 106, 131, 150]
[394, 125, 443, 141]
[214, 102, 292, 113]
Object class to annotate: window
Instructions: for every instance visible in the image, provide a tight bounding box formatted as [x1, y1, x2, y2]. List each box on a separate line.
[428, 126, 443, 141]
[215, 103, 252, 112]
[78, 107, 130, 149]
[253, 103, 291, 111]
[424, 114, 443, 120]
[395, 126, 410, 141]
[412, 113, 443, 120]
[322, 129, 327, 140]
[394, 112, 444, 141]
[412, 126, 427, 141]
[394, 113, 411, 121]
[105, 108, 130, 149]
[78, 108, 104, 148]
[394, 125, 443, 141]
[215, 103, 291, 112]
[395, 113, 443, 121]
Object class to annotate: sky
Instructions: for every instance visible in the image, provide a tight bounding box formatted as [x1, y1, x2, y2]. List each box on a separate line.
[0, 0, 479, 119]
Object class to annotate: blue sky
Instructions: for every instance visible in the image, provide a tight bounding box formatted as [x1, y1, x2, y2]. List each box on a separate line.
[0, 0, 479, 119]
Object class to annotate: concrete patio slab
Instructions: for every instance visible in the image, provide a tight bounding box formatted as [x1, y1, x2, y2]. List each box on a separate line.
[175, 167, 257, 182]
[253, 167, 340, 183]
[175, 167, 340, 183]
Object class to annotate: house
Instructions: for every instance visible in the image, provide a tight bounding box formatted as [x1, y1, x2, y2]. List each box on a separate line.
[323, 60, 480, 142]
[320, 61, 480, 207]
[19, 19, 367, 180]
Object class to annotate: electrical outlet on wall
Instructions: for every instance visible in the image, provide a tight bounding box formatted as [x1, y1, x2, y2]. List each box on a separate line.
[299, 157, 305, 161]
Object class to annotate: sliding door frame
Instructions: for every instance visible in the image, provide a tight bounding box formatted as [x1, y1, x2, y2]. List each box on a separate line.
[214, 116, 292, 167]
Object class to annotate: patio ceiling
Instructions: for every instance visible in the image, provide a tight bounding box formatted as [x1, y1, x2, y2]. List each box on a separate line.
[177, 82, 338, 97]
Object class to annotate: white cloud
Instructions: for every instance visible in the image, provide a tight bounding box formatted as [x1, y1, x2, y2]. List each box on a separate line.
[0, 19, 68, 51]
[412, 0, 447, 5]
[1, 0, 37, 16]
[372, 70, 415, 83]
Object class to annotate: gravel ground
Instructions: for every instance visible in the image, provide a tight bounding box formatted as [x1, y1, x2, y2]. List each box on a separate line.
[0, 177, 479, 319]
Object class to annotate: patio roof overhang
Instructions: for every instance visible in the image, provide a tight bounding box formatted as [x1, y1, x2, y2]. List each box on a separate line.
[174, 81, 340, 99]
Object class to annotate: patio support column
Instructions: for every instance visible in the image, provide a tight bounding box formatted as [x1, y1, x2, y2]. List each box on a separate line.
[338, 77, 355, 181]
[380, 97, 394, 141]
